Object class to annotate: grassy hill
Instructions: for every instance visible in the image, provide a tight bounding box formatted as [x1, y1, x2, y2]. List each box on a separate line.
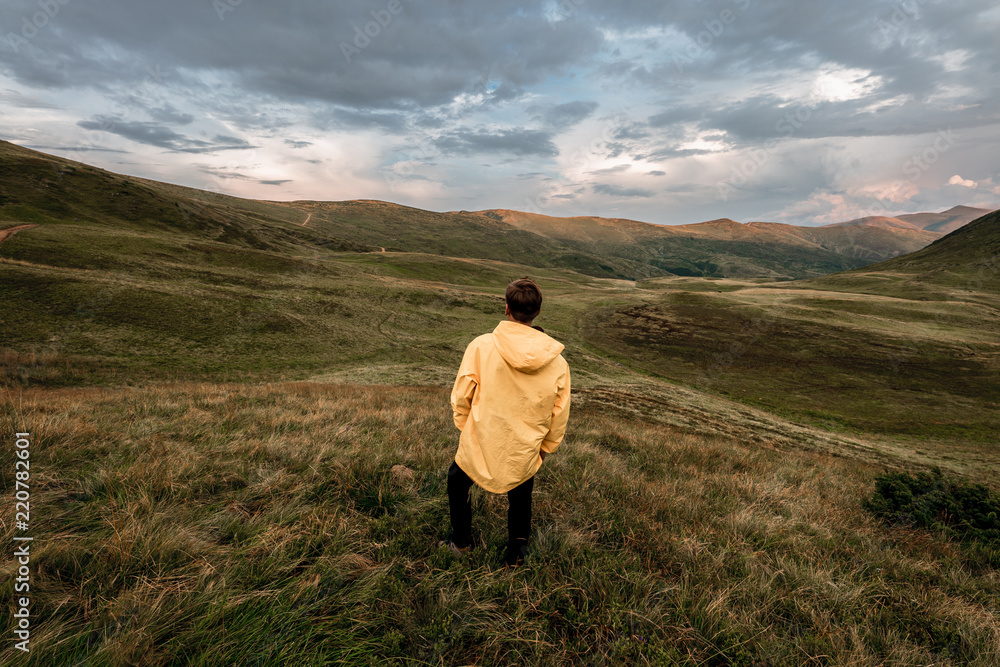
[2, 381, 998, 665]
[0, 141, 658, 281]
[1, 140, 981, 281]
[473, 208, 949, 279]
[796, 208, 1000, 300]
[2, 144, 999, 664]
[897, 205, 992, 233]
[583, 209, 1000, 479]
[863, 207, 1000, 288]
[819, 206, 991, 234]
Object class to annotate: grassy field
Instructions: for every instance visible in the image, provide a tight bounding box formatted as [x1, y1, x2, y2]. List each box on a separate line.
[2, 146, 999, 663]
[582, 280, 1000, 481]
[2, 382, 998, 666]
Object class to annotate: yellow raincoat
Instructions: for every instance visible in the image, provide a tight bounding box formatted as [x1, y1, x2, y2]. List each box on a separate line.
[451, 320, 571, 494]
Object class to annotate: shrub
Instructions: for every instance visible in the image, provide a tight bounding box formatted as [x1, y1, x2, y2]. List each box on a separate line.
[864, 468, 1000, 546]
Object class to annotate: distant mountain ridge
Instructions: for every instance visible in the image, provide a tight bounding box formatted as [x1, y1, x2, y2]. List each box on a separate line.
[475, 206, 989, 246]
[1, 139, 993, 281]
[468, 205, 992, 278]
[821, 206, 991, 234]
[863, 207, 1000, 286]
[795, 207, 1000, 299]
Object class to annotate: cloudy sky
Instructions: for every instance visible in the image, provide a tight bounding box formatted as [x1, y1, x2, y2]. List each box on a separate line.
[2, 0, 998, 225]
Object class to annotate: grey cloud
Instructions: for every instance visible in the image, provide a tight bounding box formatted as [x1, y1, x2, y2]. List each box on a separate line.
[259, 179, 292, 186]
[648, 106, 701, 129]
[2, 0, 997, 227]
[320, 109, 411, 133]
[26, 144, 128, 153]
[604, 142, 628, 159]
[434, 128, 559, 157]
[77, 116, 255, 153]
[77, 117, 187, 148]
[490, 82, 527, 103]
[148, 104, 195, 125]
[588, 164, 631, 176]
[613, 121, 651, 140]
[592, 183, 654, 198]
[414, 114, 447, 129]
[5, 0, 994, 144]
[591, 1, 1000, 131]
[0, 1, 602, 111]
[199, 168, 254, 181]
[533, 101, 599, 128]
[638, 87, 1000, 148]
[635, 146, 713, 161]
[0, 89, 60, 109]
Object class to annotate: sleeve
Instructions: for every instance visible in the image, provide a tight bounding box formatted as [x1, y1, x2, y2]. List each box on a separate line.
[540, 360, 570, 454]
[450, 342, 479, 431]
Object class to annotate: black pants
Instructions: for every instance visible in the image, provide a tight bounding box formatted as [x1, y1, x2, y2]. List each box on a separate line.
[447, 461, 533, 550]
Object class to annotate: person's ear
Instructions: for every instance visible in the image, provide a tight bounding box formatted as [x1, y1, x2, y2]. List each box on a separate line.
[504, 303, 510, 316]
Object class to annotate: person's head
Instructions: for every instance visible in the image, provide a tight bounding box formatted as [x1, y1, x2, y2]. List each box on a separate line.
[505, 277, 542, 324]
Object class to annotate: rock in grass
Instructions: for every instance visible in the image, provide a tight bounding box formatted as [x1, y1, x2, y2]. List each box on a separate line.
[391, 464, 415, 482]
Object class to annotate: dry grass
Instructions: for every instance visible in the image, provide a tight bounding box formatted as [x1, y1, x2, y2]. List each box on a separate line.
[2, 381, 998, 665]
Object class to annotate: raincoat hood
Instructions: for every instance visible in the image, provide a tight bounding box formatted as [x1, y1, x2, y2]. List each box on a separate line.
[491, 320, 565, 373]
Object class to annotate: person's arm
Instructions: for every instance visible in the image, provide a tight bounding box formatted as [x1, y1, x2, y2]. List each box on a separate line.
[450, 343, 479, 430]
[540, 363, 570, 457]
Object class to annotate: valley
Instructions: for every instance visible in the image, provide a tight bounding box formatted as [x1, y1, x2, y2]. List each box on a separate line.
[1, 142, 998, 665]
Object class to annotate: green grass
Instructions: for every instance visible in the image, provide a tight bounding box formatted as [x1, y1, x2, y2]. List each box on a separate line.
[581, 287, 1000, 468]
[3, 204, 998, 479]
[2, 382, 998, 665]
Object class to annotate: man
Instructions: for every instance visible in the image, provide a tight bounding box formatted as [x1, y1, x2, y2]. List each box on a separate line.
[440, 277, 571, 567]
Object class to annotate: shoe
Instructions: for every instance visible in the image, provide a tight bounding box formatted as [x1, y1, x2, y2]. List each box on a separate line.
[438, 538, 471, 557]
[502, 543, 528, 568]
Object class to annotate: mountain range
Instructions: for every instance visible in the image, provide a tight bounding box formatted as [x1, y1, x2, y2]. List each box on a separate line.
[466, 205, 990, 279]
[0, 140, 992, 282]
[822, 206, 989, 234]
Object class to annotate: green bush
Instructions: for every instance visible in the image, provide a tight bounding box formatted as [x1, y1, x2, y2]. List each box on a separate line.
[864, 469, 1000, 546]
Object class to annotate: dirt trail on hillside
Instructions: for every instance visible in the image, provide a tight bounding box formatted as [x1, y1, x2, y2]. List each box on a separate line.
[300, 213, 311, 226]
[0, 224, 37, 245]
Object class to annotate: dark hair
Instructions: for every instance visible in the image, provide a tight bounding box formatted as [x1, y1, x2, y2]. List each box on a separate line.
[505, 277, 542, 323]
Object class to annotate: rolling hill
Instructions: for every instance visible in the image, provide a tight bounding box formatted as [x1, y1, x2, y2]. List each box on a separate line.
[0, 140, 648, 280]
[855, 205, 992, 234]
[470, 206, 968, 279]
[2, 142, 999, 665]
[581, 207, 1000, 469]
[821, 215, 924, 230]
[819, 206, 991, 233]
[796, 208, 1000, 299]
[2, 139, 996, 463]
[3, 141, 988, 282]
